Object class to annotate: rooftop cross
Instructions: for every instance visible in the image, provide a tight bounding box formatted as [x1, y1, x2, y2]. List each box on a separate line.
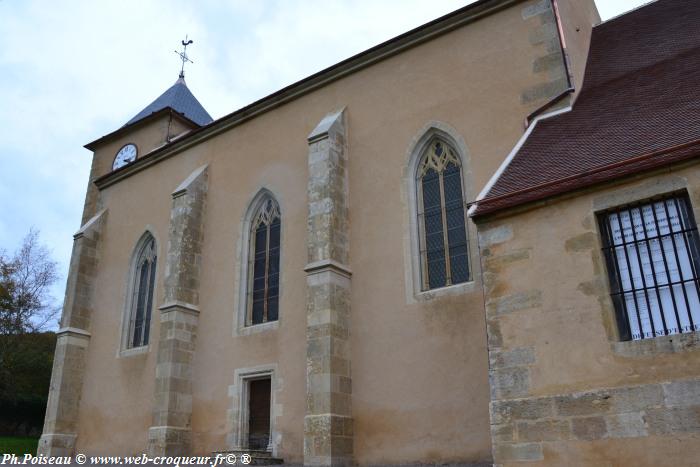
[175, 36, 194, 79]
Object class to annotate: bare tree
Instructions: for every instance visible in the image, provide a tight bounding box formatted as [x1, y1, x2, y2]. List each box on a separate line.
[0, 229, 60, 335]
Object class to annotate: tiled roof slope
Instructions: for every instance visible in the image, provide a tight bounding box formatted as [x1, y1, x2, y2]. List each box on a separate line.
[473, 0, 700, 217]
[124, 77, 213, 127]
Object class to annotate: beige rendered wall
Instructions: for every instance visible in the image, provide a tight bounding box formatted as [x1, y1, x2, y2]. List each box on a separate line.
[476, 165, 700, 466]
[71, 0, 596, 463]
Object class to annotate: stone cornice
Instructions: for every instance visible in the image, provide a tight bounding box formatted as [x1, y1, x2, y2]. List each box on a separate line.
[308, 108, 345, 143]
[73, 209, 107, 240]
[94, 0, 522, 190]
[84, 108, 199, 151]
[158, 301, 201, 315]
[304, 259, 353, 278]
[56, 327, 91, 339]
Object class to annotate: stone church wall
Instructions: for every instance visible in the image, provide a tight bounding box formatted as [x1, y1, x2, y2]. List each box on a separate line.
[42, 0, 600, 464]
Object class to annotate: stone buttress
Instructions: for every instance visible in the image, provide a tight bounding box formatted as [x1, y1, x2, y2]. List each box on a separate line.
[304, 109, 354, 467]
[38, 210, 107, 456]
[148, 165, 208, 456]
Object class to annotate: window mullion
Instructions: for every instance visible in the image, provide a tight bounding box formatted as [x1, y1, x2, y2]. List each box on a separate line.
[263, 222, 271, 323]
[417, 178, 429, 290]
[129, 262, 141, 346]
[129, 256, 143, 347]
[139, 261, 150, 347]
[247, 227, 256, 326]
[438, 171, 452, 285]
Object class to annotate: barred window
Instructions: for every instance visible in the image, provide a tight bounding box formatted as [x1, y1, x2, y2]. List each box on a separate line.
[247, 198, 281, 326]
[128, 235, 157, 348]
[599, 193, 700, 341]
[416, 139, 470, 290]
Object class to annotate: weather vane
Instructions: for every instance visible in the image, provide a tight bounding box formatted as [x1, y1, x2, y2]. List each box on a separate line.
[175, 35, 194, 79]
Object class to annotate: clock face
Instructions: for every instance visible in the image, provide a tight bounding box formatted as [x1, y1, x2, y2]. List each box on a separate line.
[113, 143, 137, 170]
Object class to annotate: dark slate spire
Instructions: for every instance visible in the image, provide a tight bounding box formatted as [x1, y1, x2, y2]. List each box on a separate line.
[124, 77, 213, 127]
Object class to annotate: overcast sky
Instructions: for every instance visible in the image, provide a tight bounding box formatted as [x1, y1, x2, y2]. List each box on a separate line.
[0, 0, 653, 316]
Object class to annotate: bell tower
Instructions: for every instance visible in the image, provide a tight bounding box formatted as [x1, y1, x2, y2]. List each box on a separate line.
[38, 38, 212, 457]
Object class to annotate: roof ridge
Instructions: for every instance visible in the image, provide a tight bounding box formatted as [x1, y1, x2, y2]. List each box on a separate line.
[594, 0, 659, 27]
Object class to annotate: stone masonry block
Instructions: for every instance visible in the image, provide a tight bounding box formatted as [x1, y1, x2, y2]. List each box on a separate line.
[491, 424, 514, 443]
[478, 225, 513, 247]
[533, 52, 563, 73]
[555, 392, 612, 417]
[490, 367, 530, 400]
[521, 77, 568, 104]
[529, 21, 557, 45]
[571, 416, 607, 440]
[564, 232, 598, 253]
[486, 290, 542, 317]
[555, 384, 663, 418]
[516, 419, 571, 442]
[487, 319, 503, 349]
[490, 347, 535, 369]
[663, 379, 700, 407]
[521, 0, 550, 20]
[645, 407, 700, 435]
[491, 398, 554, 425]
[484, 249, 531, 271]
[493, 442, 543, 463]
[305, 414, 353, 438]
[609, 384, 663, 412]
[37, 434, 77, 457]
[605, 412, 648, 439]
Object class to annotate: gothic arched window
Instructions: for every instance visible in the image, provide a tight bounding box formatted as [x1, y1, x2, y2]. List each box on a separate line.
[128, 234, 157, 348]
[416, 139, 470, 290]
[247, 198, 281, 326]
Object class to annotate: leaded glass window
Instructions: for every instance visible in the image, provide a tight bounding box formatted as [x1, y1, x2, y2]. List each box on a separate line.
[247, 199, 281, 326]
[128, 235, 156, 348]
[416, 139, 470, 290]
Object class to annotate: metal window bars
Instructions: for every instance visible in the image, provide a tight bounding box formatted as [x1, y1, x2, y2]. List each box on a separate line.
[599, 193, 700, 341]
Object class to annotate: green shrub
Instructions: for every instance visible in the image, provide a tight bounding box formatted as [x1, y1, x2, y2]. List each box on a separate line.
[0, 436, 38, 455]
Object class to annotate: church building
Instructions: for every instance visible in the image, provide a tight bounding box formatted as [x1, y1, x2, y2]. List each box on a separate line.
[39, 0, 700, 465]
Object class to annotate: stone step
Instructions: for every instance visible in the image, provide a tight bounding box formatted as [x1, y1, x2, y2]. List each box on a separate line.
[212, 450, 284, 465]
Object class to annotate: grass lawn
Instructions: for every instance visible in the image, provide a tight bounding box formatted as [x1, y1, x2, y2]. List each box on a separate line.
[0, 436, 38, 455]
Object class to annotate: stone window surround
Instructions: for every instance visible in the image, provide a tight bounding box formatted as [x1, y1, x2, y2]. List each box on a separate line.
[234, 188, 283, 337]
[117, 228, 160, 357]
[402, 120, 478, 303]
[227, 364, 281, 456]
[591, 175, 700, 356]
